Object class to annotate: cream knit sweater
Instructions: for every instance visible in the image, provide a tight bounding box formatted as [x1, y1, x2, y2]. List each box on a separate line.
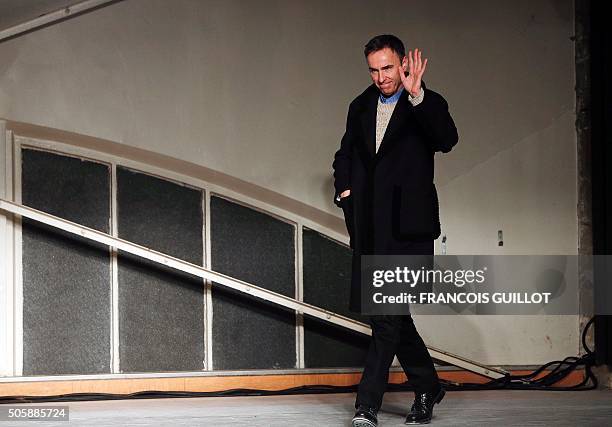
[375, 88, 424, 153]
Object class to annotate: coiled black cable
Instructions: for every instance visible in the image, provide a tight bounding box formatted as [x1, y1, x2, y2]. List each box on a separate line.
[437, 316, 598, 391]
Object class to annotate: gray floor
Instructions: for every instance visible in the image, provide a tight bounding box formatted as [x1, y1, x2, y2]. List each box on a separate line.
[2, 389, 612, 426]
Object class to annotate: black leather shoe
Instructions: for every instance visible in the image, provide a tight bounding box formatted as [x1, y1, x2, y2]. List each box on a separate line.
[404, 384, 445, 424]
[352, 404, 378, 427]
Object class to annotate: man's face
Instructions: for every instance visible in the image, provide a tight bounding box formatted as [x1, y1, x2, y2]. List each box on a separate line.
[366, 47, 407, 97]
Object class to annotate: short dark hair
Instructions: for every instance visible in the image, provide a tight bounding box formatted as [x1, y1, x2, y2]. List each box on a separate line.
[364, 34, 405, 60]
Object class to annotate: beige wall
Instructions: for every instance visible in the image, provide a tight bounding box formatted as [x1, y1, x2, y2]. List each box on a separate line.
[0, 0, 578, 365]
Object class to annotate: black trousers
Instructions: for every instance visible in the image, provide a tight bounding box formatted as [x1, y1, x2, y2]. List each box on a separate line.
[355, 240, 440, 410]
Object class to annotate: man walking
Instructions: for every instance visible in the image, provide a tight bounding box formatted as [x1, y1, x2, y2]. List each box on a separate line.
[332, 34, 458, 426]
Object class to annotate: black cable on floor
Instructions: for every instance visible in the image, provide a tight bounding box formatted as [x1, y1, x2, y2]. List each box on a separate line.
[435, 316, 598, 392]
[0, 317, 599, 404]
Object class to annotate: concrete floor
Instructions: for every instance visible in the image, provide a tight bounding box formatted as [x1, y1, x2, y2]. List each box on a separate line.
[3, 389, 612, 426]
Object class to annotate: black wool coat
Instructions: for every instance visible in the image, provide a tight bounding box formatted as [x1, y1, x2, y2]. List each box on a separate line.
[332, 81, 458, 313]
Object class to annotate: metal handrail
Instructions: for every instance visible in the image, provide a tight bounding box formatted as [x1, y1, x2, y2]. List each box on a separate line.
[0, 198, 507, 379]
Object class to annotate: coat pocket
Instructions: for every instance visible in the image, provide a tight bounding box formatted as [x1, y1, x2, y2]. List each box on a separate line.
[392, 184, 437, 238]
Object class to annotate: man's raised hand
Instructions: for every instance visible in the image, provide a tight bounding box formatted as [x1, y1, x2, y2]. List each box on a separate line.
[400, 48, 428, 97]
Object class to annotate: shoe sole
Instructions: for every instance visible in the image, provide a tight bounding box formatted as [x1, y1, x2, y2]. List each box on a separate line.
[404, 388, 446, 425]
[352, 416, 377, 427]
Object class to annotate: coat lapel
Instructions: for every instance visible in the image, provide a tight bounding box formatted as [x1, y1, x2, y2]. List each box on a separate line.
[359, 86, 379, 158]
[375, 89, 412, 159]
[359, 86, 414, 161]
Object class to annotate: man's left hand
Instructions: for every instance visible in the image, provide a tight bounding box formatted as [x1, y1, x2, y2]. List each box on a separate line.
[400, 48, 428, 97]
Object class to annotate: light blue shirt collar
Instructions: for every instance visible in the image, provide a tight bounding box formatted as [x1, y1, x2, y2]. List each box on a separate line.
[379, 86, 404, 104]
